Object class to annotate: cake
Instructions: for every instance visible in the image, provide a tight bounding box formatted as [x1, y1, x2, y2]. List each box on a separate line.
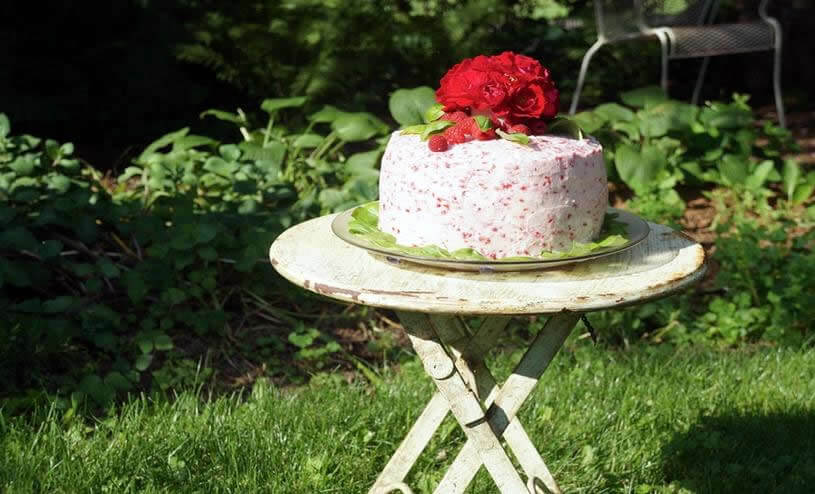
[376, 51, 608, 259]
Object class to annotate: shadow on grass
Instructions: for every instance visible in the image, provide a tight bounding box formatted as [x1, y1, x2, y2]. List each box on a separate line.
[661, 410, 815, 493]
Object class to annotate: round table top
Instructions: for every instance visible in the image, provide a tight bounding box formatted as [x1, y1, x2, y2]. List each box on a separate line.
[269, 213, 706, 315]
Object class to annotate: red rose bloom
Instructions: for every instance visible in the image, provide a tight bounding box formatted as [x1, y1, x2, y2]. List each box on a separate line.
[435, 51, 559, 129]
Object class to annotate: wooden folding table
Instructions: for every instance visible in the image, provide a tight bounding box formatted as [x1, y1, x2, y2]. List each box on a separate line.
[270, 214, 706, 493]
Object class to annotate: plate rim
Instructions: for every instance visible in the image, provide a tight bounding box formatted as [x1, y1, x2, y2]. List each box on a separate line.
[331, 204, 650, 267]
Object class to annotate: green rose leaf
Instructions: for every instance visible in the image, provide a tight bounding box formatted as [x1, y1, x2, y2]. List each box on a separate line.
[261, 96, 307, 114]
[420, 120, 455, 140]
[473, 115, 492, 131]
[424, 103, 445, 123]
[496, 129, 530, 146]
[389, 86, 437, 126]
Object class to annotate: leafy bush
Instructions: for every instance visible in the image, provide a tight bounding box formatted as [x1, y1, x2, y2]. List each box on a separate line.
[174, 0, 596, 110]
[587, 208, 814, 347]
[0, 102, 389, 409]
[573, 88, 799, 221]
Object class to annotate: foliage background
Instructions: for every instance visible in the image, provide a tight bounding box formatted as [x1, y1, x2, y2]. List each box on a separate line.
[0, 0, 813, 412]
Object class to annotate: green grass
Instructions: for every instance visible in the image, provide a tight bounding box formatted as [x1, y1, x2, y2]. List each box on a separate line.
[2, 344, 815, 493]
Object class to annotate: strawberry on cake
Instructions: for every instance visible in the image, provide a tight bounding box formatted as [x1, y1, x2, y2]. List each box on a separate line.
[377, 51, 608, 260]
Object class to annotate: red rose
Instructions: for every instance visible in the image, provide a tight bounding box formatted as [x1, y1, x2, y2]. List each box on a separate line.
[435, 52, 559, 125]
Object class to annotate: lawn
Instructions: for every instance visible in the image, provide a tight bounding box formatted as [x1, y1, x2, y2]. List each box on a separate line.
[3, 342, 814, 493]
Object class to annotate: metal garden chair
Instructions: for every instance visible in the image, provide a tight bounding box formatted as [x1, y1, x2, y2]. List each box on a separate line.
[569, 0, 786, 128]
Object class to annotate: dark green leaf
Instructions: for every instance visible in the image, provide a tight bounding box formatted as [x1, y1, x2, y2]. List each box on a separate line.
[620, 86, 668, 108]
[261, 97, 307, 114]
[79, 374, 115, 406]
[389, 86, 437, 126]
[782, 159, 801, 201]
[614, 143, 666, 191]
[173, 135, 218, 152]
[293, 134, 324, 148]
[308, 105, 344, 123]
[134, 354, 153, 372]
[718, 154, 749, 186]
[10, 154, 38, 175]
[0, 226, 38, 250]
[219, 144, 241, 161]
[138, 128, 190, 161]
[43, 296, 78, 313]
[572, 111, 608, 133]
[122, 270, 147, 303]
[0, 113, 9, 138]
[104, 371, 132, 391]
[332, 113, 386, 142]
[744, 160, 774, 191]
[200, 109, 245, 125]
[97, 258, 121, 279]
[793, 182, 815, 205]
[593, 103, 635, 122]
[154, 333, 174, 351]
[45, 174, 71, 194]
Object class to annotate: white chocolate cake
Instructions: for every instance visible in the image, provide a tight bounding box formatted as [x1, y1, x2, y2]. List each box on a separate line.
[377, 132, 608, 259]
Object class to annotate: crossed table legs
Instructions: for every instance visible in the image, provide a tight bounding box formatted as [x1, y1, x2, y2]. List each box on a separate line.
[369, 311, 582, 494]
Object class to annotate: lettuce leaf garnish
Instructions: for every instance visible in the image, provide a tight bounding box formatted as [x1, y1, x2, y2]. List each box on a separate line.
[348, 202, 629, 262]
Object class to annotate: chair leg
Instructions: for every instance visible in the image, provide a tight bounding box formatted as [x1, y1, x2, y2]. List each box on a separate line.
[569, 39, 605, 115]
[656, 31, 670, 95]
[692, 56, 711, 106]
[772, 36, 786, 128]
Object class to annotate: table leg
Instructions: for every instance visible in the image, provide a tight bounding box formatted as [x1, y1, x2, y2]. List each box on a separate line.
[369, 311, 580, 494]
[367, 317, 512, 494]
[399, 311, 530, 494]
[368, 392, 448, 494]
[436, 312, 580, 494]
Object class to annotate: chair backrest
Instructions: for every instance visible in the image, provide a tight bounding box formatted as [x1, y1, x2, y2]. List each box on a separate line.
[594, 0, 717, 40]
[640, 0, 715, 27]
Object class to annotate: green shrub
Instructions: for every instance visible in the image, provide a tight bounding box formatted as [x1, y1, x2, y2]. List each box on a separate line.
[174, 0, 596, 110]
[0, 102, 389, 409]
[573, 88, 799, 222]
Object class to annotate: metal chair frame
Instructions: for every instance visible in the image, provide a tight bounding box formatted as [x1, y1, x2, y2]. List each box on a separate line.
[569, 0, 785, 127]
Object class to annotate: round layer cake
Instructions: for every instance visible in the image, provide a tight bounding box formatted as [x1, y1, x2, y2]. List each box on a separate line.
[378, 131, 608, 259]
